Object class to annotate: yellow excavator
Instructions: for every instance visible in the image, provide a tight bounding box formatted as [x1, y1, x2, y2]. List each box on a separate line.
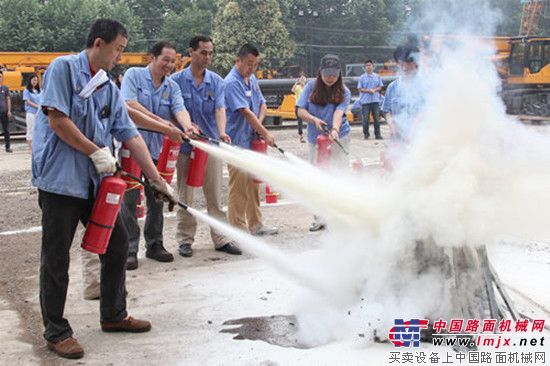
[0, 52, 191, 135]
[0, 52, 191, 92]
[494, 0, 549, 117]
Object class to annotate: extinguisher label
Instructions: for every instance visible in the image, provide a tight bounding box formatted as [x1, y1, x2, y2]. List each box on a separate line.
[121, 149, 130, 158]
[105, 193, 121, 205]
[167, 160, 177, 169]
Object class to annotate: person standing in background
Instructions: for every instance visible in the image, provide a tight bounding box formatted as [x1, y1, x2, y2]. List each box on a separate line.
[23, 74, 41, 150]
[357, 59, 383, 140]
[292, 73, 307, 143]
[0, 71, 13, 153]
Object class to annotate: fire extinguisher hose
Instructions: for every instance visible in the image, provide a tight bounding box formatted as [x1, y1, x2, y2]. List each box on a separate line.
[116, 164, 183, 211]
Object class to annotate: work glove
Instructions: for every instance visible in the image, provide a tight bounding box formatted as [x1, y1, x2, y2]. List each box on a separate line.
[149, 177, 177, 211]
[89, 147, 117, 174]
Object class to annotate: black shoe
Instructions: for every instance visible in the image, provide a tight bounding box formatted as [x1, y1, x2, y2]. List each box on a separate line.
[145, 243, 174, 262]
[178, 243, 193, 257]
[126, 254, 138, 270]
[309, 222, 326, 232]
[363, 135, 369, 140]
[215, 242, 242, 255]
[5, 148, 12, 153]
[375, 135, 383, 140]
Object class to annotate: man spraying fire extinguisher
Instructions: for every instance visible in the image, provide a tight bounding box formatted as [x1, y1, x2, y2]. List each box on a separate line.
[31, 19, 177, 360]
[224, 44, 279, 239]
[120, 41, 199, 270]
[171, 35, 241, 257]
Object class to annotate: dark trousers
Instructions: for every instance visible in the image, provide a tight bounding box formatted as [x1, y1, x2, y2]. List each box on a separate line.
[361, 103, 381, 137]
[0, 113, 10, 150]
[38, 189, 128, 342]
[121, 174, 164, 255]
[295, 107, 303, 136]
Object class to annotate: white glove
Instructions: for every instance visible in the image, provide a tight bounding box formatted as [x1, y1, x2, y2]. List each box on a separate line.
[149, 177, 177, 211]
[89, 147, 117, 174]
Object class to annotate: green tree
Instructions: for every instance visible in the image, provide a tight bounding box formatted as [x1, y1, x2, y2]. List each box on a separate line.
[279, 0, 396, 73]
[39, 0, 144, 52]
[0, 0, 44, 51]
[159, 0, 215, 52]
[126, 0, 169, 45]
[212, 0, 295, 74]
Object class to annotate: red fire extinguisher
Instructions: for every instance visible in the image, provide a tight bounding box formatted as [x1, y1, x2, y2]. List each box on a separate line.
[186, 142, 209, 187]
[251, 137, 267, 183]
[351, 158, 363, 173]
[120, 143, 142, 188]
[157, 136, 181, 184]
[81, 175, 127, 254]
[316, 134, 332, 167]
[135, 184, 145, 218]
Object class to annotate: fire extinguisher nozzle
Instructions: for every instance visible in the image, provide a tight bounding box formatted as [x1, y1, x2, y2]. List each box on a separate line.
[177, 202, 189, 210]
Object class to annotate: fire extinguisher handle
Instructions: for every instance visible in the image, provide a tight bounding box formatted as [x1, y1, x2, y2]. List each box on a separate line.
[116, 163, 147, 187]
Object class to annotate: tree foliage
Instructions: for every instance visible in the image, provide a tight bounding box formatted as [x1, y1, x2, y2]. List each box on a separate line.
[0, 0, 143, 52]
[159, 0, 215, 53]
[0, 0, 543, 76]
[0, 0, 44, 51]
[212, 0, 295, 74]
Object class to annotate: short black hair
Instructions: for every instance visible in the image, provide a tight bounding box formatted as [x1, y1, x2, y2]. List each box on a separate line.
[150, 40, 176, 57]
[86, 19, 128, 48]
[237, 43, 260, 58]
[364, 59, 374, 65]
[189, 35, 212, 50]
[393, 44, 419, 63]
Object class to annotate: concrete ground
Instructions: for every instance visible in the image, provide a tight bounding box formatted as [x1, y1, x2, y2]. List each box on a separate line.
[0, 124, 549, 365]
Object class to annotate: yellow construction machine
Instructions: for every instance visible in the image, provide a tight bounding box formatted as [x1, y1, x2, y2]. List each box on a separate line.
[0, 52, 191, 92]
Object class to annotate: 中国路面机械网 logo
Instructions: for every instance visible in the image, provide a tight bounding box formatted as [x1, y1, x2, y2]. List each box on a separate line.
[389, 319, 430, 347]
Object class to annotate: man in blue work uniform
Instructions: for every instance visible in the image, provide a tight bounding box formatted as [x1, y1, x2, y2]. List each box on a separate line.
[32, 19, 176, 359]
[121, 41, 198, 269]
[171, 35, 241, 257]
[225, 43, 278, 238]
[358, 59, 384, 139]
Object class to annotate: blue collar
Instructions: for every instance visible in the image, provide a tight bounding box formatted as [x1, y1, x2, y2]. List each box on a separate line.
[183, 67, 213, 85]
[78, 51, 92, 78]
[146, 66, 169, 90]
[231, 66, 251, 86]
